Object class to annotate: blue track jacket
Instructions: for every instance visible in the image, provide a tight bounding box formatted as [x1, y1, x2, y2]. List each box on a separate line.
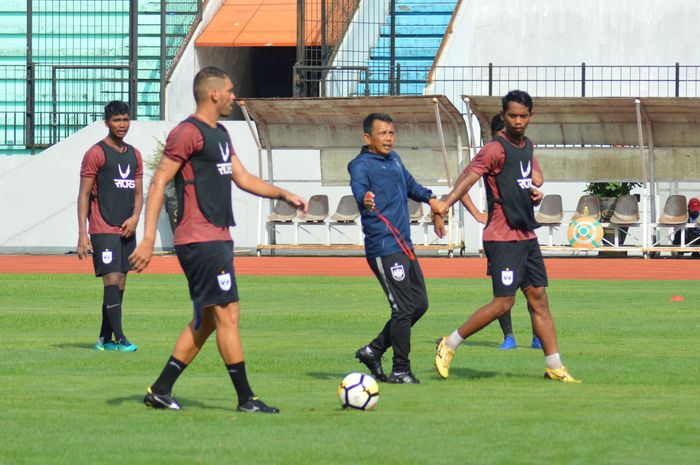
[348, 146, 434, 259]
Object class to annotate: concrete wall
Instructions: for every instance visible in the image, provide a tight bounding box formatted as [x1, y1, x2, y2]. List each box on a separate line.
[441, 0, 700, 67]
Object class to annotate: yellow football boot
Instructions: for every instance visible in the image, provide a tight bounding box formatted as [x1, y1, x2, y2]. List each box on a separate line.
[434, 336, 455, 379]
[544, 366, 581, 383]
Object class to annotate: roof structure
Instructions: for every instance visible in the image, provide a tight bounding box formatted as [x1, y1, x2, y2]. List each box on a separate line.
[238, 95, 468, 186]
[464, 96, 700, 182]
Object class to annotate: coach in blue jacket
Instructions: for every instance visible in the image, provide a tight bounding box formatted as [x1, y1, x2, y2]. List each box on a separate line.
[349, 112, 446, 384]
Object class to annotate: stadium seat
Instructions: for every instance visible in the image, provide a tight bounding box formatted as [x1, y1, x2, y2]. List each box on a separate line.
[266, 199, 299, 245]
[298, 194, 330, 244]
[570, 195, 601, 221]
[657, 195, 688, 225]
[535, 194, 563, 246]
[329, 195, 362, 244]
[652, 195, 688, 248]
[408, 199, 423, 224]
[607, 194, 640, 246]
[330, 195, 360, 222]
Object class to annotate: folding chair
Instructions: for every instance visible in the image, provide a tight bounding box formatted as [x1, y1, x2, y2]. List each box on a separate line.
[535, 194, 563, 246]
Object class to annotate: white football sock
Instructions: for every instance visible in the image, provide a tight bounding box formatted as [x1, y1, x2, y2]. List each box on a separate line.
[545, 352, 563, 369]
[445, 330, 464, 350]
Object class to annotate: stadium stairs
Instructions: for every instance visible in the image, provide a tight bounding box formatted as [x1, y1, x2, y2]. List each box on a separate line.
[357, 0, 458, 96]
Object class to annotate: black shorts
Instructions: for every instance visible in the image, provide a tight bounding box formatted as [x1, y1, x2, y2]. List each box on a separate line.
[483, 239, 548, 297]
[175, 240, 239, 308]
[91, 233, 136, 277]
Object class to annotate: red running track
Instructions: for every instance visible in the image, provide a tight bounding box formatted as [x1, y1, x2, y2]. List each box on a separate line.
[1, 255, 699, 280]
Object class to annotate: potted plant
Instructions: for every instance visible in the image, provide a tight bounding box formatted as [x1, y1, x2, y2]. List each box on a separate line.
[145, 137, 179, 232]
[583, 182, 641, 245]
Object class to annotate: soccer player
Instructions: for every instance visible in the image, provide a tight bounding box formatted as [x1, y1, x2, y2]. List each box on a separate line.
[350, 112, 446, 384]
[486, 114, 542, 350]
[434, 90, 579, 382]
[77, 100, 142, 352]
[129, 67, 308, 413]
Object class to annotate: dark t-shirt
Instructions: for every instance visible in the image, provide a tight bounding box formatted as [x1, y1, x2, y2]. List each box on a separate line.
[163, 115, 236, 245]
[80, 140, 143, 235]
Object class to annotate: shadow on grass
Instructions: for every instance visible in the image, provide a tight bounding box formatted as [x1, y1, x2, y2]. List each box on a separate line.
[107, 395, 230, 411]
[52, 342, 96, 350]
[307, 371, 348, 380]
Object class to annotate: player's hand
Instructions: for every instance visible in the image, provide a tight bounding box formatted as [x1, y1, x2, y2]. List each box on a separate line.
[530, 187, 544, 206]
[473, 211, 488, 224]
[429, 198, 448, 217]
[283, 192, 308, 215]
[77, 233, 91, 260]
[120, 215, 138, 238]
[128, 240, 154, 273]
[432, 212, 446, 238]
[363, 191, 375, 210]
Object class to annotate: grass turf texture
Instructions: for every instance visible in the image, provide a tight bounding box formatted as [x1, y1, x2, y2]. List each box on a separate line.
[0, 273, 698, 465]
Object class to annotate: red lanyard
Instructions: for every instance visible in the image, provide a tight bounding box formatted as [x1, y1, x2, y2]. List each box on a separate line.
[372, 207, 416, 261]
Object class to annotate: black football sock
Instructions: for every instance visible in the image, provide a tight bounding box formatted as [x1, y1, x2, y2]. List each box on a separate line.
[98, 301, 113, 343]
[152, 356, 188, 395]
[227, 362, 255, 404]
[103, 285, 125, 341]
[498, 312, 513, 338]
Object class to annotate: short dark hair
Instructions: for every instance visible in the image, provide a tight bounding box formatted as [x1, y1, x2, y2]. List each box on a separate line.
[193, 66, 230, 102]
[104, 100, 129, 121]
[502, 90, 533, 113]
[490, 114, 504, 136]
[363, 112, 393, 134]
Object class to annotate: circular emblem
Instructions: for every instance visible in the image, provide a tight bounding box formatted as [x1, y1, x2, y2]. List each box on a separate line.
[567, 216, 604, 249]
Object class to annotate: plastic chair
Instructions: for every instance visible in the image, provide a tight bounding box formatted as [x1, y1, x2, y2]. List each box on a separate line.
[535, 194, 563, 247]
[330, 195, 359, 222]
[302, 194, 329, 223]
[610, 195, 640, 225]
[657, 195, 688, 224]
[570, 195, 601, 221]
[535, 194, 564, 224]
[268, 199, 297, 222]
[408, 199, 423, 224]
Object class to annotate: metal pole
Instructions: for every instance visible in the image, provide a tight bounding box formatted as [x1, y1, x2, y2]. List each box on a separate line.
[581, 62, 586, 97]
[128, 0, 138, 119]
[389, 0, 396, 95]
[294, 0, 305, 97]
[635, 99, 648, 249]
[675, 62, 680, 97]
[488, 63, 492, 96]
[159, 0, 166, 119]
[321, 0, 327, 64]
[26, 0, 34, 152]
[51, 66, 57, 145]
[433, 98, 453, 250]
[238, 101, 267, 248]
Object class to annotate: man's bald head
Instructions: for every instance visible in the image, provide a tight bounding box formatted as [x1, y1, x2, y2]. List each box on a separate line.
[193, 67, 230, 103]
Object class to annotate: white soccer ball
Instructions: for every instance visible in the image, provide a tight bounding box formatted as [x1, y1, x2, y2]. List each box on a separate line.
[338, 372, 379, 410]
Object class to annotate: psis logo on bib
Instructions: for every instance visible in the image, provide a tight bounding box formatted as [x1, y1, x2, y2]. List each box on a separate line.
[102, 249, 113, 264]
[217, 272, 232, 291]
[501, 268, 514, 286]
[390, 263, 405, 281]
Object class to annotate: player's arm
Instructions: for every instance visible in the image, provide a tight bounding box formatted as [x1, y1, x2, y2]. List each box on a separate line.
[230, 155, 308, 214]
[120, 177, 143, 238]
[128, 156, 182, 272]
[77, 176, 94, 259]
[460, 192, 487, 224]
[348, 160, 373, 210]
[530, 155, 544, 205]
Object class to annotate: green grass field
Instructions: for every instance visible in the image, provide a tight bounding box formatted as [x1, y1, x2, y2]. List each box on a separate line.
[1, 273, 698, 465]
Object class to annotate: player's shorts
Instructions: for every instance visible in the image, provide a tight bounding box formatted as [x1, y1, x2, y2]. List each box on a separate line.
[483, 239, 548, 297]
[90, 233, 136, 277]
[175, 240, 239, 308]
